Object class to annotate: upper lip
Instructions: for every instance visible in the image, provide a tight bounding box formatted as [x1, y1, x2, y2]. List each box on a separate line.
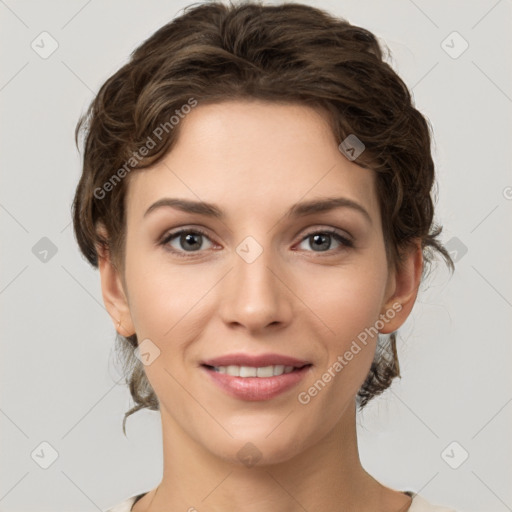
[201, 353, 311, 368]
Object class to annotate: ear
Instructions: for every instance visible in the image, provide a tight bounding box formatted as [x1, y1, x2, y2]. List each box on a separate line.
[95, 223, 135, 337]
[378, 239, 423, 334]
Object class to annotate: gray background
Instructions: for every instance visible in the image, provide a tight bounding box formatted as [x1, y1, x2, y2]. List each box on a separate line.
[1, 0, 511, 511]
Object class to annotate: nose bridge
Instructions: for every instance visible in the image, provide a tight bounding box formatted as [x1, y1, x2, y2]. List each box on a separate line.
[220, 232, 292, 330]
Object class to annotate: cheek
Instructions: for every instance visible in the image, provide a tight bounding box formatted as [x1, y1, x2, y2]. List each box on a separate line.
[302, 261, 387, 339]
[302, 290, 381, 411]
[299, 261, 387, 390]
[124, 244, 205, 338]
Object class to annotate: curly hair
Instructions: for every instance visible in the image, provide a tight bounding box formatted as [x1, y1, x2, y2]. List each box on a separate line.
[71, 0, 455, 435]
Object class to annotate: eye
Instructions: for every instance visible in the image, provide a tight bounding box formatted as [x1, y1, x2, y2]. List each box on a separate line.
[160, 228, 215, 256]
[159, 226, 354, 258]
[296, 229, 354, 254]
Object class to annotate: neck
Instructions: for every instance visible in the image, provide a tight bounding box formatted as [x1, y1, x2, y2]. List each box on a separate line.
[140, 401, 390, 512]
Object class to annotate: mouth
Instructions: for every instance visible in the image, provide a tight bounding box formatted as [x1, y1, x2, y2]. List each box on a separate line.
[200, 363, 313, 401]
[201, 363, 311, 377]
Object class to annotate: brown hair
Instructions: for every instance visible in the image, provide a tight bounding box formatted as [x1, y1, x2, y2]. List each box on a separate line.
[72, 0, 455, 435]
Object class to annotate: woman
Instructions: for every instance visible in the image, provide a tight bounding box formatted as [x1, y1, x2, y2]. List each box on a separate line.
[72, 2, 457, 511]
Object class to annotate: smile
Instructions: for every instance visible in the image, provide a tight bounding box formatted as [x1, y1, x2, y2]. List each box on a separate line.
[208, 364, 298, 377]
[201, 363, 313, 401]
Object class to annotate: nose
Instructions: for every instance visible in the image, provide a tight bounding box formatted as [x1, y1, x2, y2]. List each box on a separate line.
[218, 239, 294, 334]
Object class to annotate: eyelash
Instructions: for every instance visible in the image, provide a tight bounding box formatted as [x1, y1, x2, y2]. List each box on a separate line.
[159, 227, 354, 258]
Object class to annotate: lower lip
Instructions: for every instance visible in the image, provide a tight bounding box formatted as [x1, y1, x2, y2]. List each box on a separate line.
[201, 365, 312, 401]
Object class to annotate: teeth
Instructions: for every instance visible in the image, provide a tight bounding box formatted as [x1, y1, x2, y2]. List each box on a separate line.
[257, 366, 274, 378]
[226, 365, 240, 376]
[240, 366, 257, 377]
[212, 364, 297, 377]
[274, 365, 285, 376]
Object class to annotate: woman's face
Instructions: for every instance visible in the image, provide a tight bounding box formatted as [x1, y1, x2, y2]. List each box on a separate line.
[104, 100, 412, 465]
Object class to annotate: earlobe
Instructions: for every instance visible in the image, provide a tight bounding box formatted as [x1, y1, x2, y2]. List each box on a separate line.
[95, 223, 136, 337]
[379, 240, 423, 335]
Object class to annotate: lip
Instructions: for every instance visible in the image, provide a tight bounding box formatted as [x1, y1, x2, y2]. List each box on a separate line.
[201, 353, 311, 368]
[201, 364, 312, 401]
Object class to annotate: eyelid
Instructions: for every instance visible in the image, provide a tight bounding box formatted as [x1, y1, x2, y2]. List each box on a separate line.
[299, 225, 353, 243]
[159, 226, 214, 249]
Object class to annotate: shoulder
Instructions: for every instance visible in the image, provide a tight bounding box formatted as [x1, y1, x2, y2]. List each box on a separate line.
[103, 492, 147, 512]
[408, 492, 458, 512]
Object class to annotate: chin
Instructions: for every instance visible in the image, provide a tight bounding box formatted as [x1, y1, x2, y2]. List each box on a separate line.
[202, 426, 315, 469]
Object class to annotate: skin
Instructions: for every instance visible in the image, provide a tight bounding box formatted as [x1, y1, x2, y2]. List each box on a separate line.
[97, 100, 423, 512]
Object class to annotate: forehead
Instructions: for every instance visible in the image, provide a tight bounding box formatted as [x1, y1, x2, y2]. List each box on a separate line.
[125, 100, 379, 224]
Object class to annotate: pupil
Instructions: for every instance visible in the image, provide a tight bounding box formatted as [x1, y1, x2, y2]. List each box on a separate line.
[312, 234, 329, 251]
[182, 233, 201, 250]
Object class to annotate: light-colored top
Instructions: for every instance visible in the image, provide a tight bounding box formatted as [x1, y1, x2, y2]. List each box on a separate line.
[104, 490, 457, 512]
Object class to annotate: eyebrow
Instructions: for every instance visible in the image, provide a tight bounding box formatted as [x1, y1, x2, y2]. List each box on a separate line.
[143, 196, 372, 224]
